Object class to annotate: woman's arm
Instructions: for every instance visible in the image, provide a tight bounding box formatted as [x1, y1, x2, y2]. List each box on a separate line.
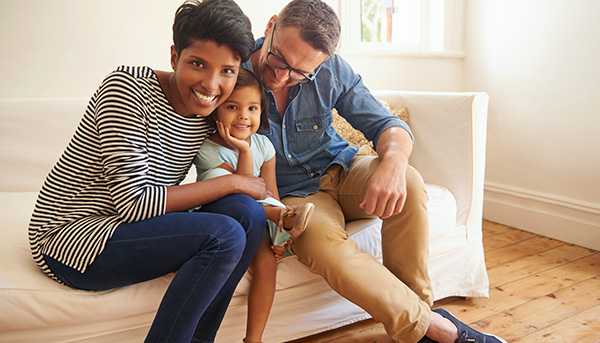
[96, 71, 168, 223]
[166, 174, 267, 212]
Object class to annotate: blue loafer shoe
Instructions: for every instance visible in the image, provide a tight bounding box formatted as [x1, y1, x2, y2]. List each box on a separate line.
[417, 335, 436, 343]
[434, 308, 507, 343]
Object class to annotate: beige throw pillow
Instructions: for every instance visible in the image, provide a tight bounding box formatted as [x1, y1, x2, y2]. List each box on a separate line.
[332, 101, 409, 155]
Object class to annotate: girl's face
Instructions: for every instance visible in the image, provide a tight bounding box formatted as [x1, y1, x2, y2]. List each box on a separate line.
[170, 39, 240, 117]
[215, 85, 262, 141]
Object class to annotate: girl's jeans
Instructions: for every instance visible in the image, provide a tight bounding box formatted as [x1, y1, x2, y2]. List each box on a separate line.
[44, 194, 265, 343]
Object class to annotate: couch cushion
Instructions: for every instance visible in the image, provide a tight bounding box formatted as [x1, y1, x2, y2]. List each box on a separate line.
[331, 105, 410, 155]
[0, 185, 456, 331]
[0, 100, 85, 192]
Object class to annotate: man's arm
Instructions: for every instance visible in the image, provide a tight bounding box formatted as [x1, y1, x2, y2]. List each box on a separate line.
[360, 127, 413, 219]
[327, 55, 415, 218]
[331, 55, 414, 146]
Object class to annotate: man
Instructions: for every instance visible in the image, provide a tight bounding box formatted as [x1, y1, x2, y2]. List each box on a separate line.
[246, 1, 506, 342]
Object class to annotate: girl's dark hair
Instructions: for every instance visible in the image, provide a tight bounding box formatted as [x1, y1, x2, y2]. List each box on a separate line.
[234, 69, 270, 130]
[172, 0, 255, 61]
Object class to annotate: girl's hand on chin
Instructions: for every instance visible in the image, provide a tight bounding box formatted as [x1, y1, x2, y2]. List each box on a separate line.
[216, 120, 250, 152]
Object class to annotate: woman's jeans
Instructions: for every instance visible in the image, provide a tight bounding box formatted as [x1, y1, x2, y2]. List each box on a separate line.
[43, 194, 265, 343]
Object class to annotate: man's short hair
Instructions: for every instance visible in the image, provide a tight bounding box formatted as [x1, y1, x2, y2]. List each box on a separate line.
[278, 0, 341, 55]
[172, 0, 255, 61]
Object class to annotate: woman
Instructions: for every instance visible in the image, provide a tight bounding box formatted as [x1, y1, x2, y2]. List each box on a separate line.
[27, 1, 265, 342]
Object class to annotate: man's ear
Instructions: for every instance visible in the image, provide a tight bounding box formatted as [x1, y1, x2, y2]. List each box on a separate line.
[265, 15, 278, 36]
[170, 45, 178, 71]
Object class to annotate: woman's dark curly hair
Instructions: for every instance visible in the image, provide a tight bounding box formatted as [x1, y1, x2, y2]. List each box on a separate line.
[172, 0, 255, 61]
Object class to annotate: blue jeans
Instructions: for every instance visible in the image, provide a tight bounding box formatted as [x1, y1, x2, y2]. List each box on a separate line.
[44, 194, 265, 343]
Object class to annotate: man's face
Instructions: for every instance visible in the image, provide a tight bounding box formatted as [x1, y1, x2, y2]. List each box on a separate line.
[255, 22, 328, 92]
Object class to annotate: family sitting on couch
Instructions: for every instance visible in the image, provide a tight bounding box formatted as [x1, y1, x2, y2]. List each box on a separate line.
[27, 0, 505, 342]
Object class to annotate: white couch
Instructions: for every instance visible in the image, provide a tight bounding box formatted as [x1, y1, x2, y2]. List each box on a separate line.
[0, 91, 490, 343]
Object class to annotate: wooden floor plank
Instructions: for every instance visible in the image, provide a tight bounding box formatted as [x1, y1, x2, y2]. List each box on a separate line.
[485, 236, 564, 268]
[483, 221, 511, 236]
[483, 228, 537, 252]
[442, 253, 600, 323]
[515, 305, 600, 343]
[488, 244, 595, 287]
[289, 319, 386, 343]
[471, 276, 600, 342]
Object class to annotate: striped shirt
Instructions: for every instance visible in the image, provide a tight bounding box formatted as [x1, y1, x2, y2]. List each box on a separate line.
[28, 66, 213, 281]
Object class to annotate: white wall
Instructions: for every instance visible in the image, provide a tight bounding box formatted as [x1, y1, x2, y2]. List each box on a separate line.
[0, 1, 173, 99]
[464, 0, 600, 249]
[0, 0, 462, 100]
[342, 54, 463, 91]
[0, 0, 289, 99]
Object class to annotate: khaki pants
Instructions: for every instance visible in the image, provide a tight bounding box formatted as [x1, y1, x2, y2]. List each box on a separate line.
[282, 153, 433, 342]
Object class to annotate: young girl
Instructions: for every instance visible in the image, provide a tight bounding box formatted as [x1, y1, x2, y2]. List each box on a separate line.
[193, 68, 314, 342]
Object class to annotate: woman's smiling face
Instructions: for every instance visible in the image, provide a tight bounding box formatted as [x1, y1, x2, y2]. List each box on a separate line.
[170, 39, 241, 117]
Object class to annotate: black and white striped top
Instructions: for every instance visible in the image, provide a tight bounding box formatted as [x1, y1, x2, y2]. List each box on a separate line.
[28, 66, 213, 281]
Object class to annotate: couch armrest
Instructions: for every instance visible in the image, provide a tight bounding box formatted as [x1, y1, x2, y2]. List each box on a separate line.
[373, 91, 489, 241]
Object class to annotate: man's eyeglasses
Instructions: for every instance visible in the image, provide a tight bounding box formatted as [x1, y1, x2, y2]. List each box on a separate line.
[266, 24, 316, 84]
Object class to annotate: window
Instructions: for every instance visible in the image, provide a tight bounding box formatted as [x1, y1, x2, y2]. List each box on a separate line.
[337, 0, 464, 56]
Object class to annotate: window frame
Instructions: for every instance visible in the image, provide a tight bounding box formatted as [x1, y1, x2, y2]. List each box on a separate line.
[336, 0, 465, 58]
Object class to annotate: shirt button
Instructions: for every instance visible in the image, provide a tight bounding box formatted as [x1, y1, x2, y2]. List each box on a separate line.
[313, 125, 319, 130]
[282, 124, 286, 129]
[287, 154, 292, 158]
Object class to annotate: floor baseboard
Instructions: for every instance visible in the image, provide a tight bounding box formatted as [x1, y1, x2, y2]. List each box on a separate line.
[484, 182, 600, 250]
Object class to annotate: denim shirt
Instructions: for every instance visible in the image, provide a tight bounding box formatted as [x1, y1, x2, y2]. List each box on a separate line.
[244, 38, 413, 197]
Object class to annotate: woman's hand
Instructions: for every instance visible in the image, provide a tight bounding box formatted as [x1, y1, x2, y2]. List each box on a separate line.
[216, 120, 250, 152]
[231, 174, 268, 200]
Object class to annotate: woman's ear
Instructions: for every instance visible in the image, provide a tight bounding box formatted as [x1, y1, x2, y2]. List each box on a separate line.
[170, 45, 178, 71]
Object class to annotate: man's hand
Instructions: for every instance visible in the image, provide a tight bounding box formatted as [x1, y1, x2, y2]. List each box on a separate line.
[359, 127, 413, 219]
[360, 159, 408, 219]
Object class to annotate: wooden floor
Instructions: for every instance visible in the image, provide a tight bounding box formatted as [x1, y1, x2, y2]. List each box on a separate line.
[290, 220, 600, 343]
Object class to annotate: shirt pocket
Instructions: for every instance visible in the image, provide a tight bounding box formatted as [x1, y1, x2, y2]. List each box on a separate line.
[295, 116, 326, 133]
[293, 115, 328, 151]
